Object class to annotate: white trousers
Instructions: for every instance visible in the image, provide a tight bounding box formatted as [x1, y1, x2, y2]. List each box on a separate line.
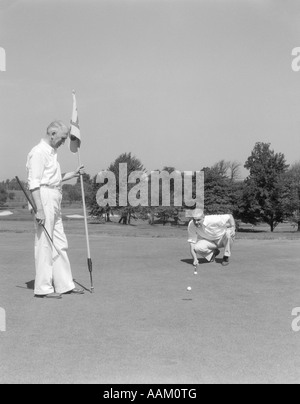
[34, 187, 75, 295]
[194, 229, 235, 262]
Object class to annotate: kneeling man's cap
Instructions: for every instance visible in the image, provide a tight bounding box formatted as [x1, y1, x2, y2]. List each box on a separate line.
[192, 208, 204, 219]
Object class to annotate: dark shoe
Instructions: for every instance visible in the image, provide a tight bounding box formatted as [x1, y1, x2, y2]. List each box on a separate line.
[210, 249, 220, 263]
[65, 288, 85, 295]
[222, 256, 230, 266]
[35, 293, 62, 299]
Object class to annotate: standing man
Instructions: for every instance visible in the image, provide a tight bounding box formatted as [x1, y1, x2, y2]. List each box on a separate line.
[188, 208, 236, 267]
[27, 121, 85, 299]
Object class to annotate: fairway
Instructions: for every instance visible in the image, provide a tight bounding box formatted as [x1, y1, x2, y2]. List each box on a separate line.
[0, 220, 300, 384]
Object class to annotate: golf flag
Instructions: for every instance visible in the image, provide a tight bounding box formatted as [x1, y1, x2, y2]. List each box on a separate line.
[69, 92, 94, 292]
[70, 90, 81, 153]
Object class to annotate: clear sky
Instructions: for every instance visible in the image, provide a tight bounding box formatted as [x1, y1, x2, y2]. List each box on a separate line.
[1, 0, 300, 181]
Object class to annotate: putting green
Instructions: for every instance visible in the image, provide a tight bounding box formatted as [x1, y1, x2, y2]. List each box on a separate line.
[0, 221, 300, 383]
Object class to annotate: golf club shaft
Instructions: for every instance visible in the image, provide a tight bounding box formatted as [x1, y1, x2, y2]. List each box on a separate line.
[15, 176, 60, 256]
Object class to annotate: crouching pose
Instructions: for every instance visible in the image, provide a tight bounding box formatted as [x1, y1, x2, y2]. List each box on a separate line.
[188, 209, 236, 267]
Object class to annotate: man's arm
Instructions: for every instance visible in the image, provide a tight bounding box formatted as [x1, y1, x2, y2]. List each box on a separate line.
[190, 243, 199, 266]
[27, 151, 46, 225]
[31, 188, 45, 226]
[62, 165, 85, 182]
[225, 214, 236, 239]
[227, 214, 236, 229]
[188, 221, 199, 266]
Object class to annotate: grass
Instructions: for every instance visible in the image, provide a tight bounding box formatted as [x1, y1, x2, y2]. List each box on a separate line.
[0, 207, 299, 241]
[0, 221, 300, 383]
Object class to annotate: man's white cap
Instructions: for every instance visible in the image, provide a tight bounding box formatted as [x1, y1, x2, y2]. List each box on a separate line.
[191, 208, 204, 219]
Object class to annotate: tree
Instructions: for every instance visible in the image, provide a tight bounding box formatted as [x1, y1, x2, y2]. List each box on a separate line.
[154, 206, 180, 226]
[210, 160, 241, 182]
[76, 173, 94, 204]
[198, 160, 243, 218]
[62, 173, 93, 206]
[228, 161, 242, 182]
[211, 160, 230, 178]
[88, 175, 112, 222]
[109, 152, 145, 224]
[230, 180, 247, 225]
[285, 162, 300, 231]
[0, 185, 7, 207]
[8, 192, 15, 201]
[1, 178, 22, 191]
[76, 173, 92, 186]
[62, 184, 81, 204]
[88, 152, 146, 224]
[234, 179, 262, 226]
[147, 166, 185, 225]
[203, 164, 233, 215]
[243, 142, 290, 232]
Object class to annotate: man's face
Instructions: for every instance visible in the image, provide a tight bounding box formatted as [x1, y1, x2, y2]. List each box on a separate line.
[193, 215, 205, 227]
[51, 128, 69, 149]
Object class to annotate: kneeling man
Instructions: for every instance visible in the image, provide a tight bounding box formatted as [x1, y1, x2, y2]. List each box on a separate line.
[188, 209, 236, 267]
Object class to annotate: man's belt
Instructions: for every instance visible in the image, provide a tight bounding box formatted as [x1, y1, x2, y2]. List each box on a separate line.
[40, 184, 62, 192]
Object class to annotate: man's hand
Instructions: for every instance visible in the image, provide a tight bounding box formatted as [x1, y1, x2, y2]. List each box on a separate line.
[230, 227, 236, 241]
[190, 243, 199, 267]
[75, 165, 85, 177]
[35, 208, 46, 226]
[31, 189, 45, 225]
[62, 166, 85, 182]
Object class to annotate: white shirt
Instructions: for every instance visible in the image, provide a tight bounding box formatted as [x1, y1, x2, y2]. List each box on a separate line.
[188, 215, 231, 243]
[26, 139, 62, 190]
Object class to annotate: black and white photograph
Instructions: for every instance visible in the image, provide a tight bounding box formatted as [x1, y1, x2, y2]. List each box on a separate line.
[1, 0, 300, 386]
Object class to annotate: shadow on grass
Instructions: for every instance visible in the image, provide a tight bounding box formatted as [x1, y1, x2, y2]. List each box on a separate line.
[215, 258, 224, 264]
[16, 280, 35, 291]
[238, 229, 265, 233]
[17, 279, 92, 294]
[153, 219, 188, 227]
[26, 280, 35, 290]
[181, 258, 209, 266]
[73, 279, 92, 293]
[181, 257, 224, 266]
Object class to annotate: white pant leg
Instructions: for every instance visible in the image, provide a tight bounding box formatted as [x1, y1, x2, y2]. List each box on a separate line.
[217, 229, 234, 257]
[194, 239, 218, 261]
[52, 213, 75, 294]
[34, 189, 56, 295]
[34, 188, 75, 295]
[34, 225, 55, 295]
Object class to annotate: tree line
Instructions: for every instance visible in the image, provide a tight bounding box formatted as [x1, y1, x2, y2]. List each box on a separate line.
[87, 142, 300, 232]
[1, 142, 299, 232]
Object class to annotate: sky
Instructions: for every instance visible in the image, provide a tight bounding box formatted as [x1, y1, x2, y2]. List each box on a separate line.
[1, 0, 300, 181]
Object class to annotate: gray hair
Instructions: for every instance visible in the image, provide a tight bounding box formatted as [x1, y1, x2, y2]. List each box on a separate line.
[46, 120, 69, 136]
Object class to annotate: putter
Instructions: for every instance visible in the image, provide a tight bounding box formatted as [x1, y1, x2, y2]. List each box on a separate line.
[15, 176, 61, 256]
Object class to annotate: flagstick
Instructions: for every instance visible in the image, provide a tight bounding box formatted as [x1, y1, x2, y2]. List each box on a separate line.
[77, 149, 94, 293]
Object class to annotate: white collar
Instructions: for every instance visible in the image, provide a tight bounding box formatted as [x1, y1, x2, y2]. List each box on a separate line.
[40, 139, 56, 155]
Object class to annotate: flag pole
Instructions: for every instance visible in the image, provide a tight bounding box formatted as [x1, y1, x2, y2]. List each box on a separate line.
[70, 89, 94, 293]
[77, 149, 94, 293]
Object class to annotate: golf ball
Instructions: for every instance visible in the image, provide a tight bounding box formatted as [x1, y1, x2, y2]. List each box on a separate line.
[187, 286, 192, 291]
